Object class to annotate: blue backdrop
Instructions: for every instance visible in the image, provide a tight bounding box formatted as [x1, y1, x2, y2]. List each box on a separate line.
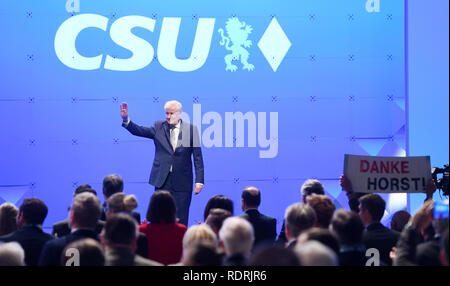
[1, 0, 446, 233]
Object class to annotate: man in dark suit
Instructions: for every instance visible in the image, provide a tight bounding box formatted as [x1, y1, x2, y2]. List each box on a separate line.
[239, 187, 276, 247]
[52, 184, 105, 238]
[39, 192, 102, 266]
[358, 194, 400, 266]
[120, 100, 204, 226]
[0, 198, 53, 266]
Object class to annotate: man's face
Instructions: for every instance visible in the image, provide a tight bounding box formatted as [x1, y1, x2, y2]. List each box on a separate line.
[165, 105, 181, 125]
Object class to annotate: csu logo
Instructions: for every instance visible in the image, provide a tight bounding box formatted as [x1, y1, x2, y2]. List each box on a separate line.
[54, 14, 291, 72]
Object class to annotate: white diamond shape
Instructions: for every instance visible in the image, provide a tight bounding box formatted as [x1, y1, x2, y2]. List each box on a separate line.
[258, 18, 291, 72]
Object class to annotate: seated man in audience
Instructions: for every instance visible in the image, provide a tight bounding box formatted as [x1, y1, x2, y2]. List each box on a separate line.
[61, 238, 105, 266]
[52, 184, 105, 237]
[102, 213, 162, 266]
[205, 208, 232, 239]
[239, 187, 277, 247]
[105, 193, 149, 258]
[219, 217, 254, 266]
[283, 203, 316, 249]
[39, 192, 102, 266]
[0, 198, 53, 266]
[358, 194, 400, 266]
[306, 194, 336, 229]
[330, 209, 367, 266]
[394, 200, 449, 266]
[277, 179, 324, 244]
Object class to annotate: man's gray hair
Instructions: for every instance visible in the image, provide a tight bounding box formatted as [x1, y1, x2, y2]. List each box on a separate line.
[219, 217, 254, 256]
[0, 242, 25, 266]
[164, 100, 183, 112]
[294, 240, 338, 266]
[284, 203, 316, 237]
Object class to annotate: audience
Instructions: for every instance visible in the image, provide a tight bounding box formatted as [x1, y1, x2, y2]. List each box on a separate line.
[203, 195, 234, 221]
[205, 208, 232, 238]
[39, 192, 102, 266]
[219, 217, 254, 266]
[105, 193, 149, 258]
[297, 227, 340, 256]
[283, 203, 316, 249]
[249, 245, 301, 266]
[358, 194, 400, 266]
[394, 200, 449, 266]
[390, 210, 411, 233]
[101, 213, 162, 266]
[294, 240, 338, 266]
[61, 238, 105, 266]
[52, 184, 104, 237]
[0, 242, 25, 266]
[0, 198, 53, 266]
[277, 179, 325, 244]
[239, 186, 277, 247]
[0, 169, 446, 268]
[306, 194, 336, 229]
[101, 174, 141, 223]
[139, 191, 187, 265]
[330, 209, 367, 266]
[176, 224, 220, 266]
[0, 203, 19, 236]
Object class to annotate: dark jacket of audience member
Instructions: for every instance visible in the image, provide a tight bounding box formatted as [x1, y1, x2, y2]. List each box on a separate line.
[61, 238, 105, 266]
[359, 194, 400, 266]
[0, 198, 53, 266]
[39, 193, 102, 266]
[239, 187, 277, 247]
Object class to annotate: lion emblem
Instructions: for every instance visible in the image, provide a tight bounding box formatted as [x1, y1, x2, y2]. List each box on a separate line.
[218, 17, 254, 72]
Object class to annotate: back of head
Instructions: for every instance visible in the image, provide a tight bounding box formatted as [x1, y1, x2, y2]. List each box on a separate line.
[331, 209, 364, 245]
[0, 242, 25, 266]
[0, 203, 19, 236]
[74, 184, 97, 197]
[182, 241, 223, 266]
[306, 194, 336, 228]
[183, 224, 217, 250]
[242, 187, 261, 208]
[61, 238, 105, 266]
[103, 213, 138, 246]
[284, 203, 316, 237]
[19, 198, 48, 225]
[203, 195, 234, 221]
[298, 227, 340, 255]
[219, 217, 254, 256]
[294, 240, 338, 266]
[102, 174, 124, 198]
[71, 192, 102, 229]
[301, 179, 325, 203]
[107, 193, 126, 213]
[123, 194, 138, 213]
[358, 194, 386, 222]
[249, 245, 301, 266]
[390, 210, 411, 232]
[206, 208, 232, 232]
[146, 191, 176, 223]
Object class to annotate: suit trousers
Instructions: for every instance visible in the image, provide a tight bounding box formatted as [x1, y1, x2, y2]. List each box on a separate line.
[155, 172, 192, 226]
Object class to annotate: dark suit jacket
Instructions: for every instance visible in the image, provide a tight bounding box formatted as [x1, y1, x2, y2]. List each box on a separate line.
[240, 209, 277, 247]
[39, 229, 99, 266]
[0, 225, 54, 266]
[416, 236, 441, 266]
[362, 222, 400, 266]
[52, 219, 105, 238]
[123, 120, 204, 192]
[223, 253, 248, 266]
